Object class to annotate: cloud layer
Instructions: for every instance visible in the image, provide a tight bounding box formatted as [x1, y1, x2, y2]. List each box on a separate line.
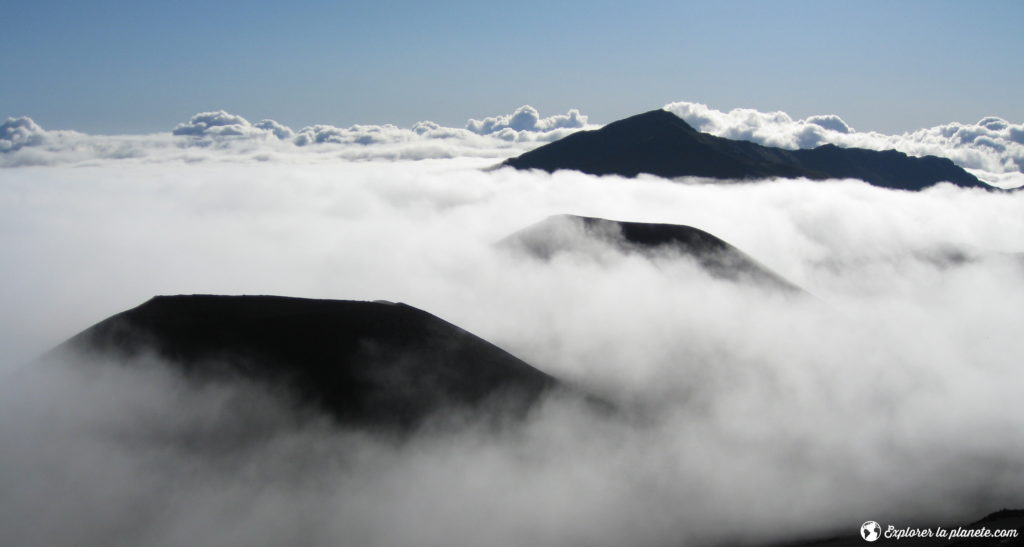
[665, 101, 1024, 187]
[1, 157, 1023, 546]
[5, 103, 1022, 189]
[0, 106, 593, 167]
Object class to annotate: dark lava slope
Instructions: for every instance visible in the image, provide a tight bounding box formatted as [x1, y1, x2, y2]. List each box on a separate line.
[54, 295, 561, 431]
[500, 214, 802, 292]
[503, 109, 988, 190]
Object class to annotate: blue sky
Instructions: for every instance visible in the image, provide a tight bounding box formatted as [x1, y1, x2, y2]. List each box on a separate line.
[3, 0, 1021, 134]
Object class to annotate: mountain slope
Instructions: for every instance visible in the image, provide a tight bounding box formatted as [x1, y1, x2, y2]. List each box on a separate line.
[503, 109, 988, 190]
[500, 214, 803, 292]
[53, 295, 562, 431]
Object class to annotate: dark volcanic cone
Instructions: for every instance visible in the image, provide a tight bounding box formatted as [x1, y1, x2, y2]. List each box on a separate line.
[51, 295, 563, 431]
[502, 109, 988, 191]
[500, 214, 803, 293]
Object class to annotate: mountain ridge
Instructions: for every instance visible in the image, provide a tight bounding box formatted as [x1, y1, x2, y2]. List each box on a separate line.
[503, 109, 989, 190]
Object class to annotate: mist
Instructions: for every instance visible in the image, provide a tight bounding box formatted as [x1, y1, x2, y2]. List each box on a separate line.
[2, 157, 1023, 546]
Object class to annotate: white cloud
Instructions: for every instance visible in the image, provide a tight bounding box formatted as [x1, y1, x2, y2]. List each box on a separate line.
[154, 103, 1022, 188]
[0, 106, 594, 167]
[9, 102, 1020, 188]
[171, 111, 296, 141]
[252, 118, 295, 140]
[292, 123, 415, 146]
[1, 158, 1023, 545]
[664, 101, 1024, 188]
[287, 104, 592, 148]
[173, 110, 267, 138]
[466, 105, 589, 137]
[1, 117, 49, 151]
[804, 113, 852, 134]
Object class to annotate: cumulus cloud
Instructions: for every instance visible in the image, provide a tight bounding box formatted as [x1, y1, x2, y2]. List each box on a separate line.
[0, 106, 594, 167]
[9, 102, 1020, 186]
[252, 118, 295, 140]
[292, 123, 415, 146]
[286, 105, 591, 148]
[1, 158, 1023, 546]
[466, 105, 589, 137]
[172, 110, 297, 141]
[0, 117, 161, 167]
[1, 116, 49, 151]
[174, 110, 263, 138]
[664, 101, 1024, 187]
[804, 113, 852, 134]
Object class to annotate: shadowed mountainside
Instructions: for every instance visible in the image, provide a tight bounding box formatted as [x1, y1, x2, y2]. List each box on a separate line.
[500, 214, 803, 293]
[502, 109, 989, 190]
[52, 295, 563, 431]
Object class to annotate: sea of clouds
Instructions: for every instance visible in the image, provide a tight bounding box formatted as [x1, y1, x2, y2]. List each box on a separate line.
[0, 105, 592, 167]
[1, 140, 1023, 546]
[3, 102, 1023, 189]
[665, 101, 1024, 189]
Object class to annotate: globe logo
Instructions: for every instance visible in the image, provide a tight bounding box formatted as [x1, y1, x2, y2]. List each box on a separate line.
[861, 521, 882, 542]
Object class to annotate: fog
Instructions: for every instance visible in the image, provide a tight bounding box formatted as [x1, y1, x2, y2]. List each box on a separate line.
[1, 158, 1023, 546]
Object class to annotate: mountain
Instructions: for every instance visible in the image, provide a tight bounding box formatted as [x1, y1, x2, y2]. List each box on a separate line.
[502, 109, 989, 190]
[52, 295, 563, 431]
[500, 214, 803, 292]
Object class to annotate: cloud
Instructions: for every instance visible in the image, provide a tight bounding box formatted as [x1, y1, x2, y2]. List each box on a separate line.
[466, 105, 589, 138]
[8, 102, 1020, 186]
[252, 119, 295, 140]
[172, 111, 297, 141]
[174, 110, 265, 138]
[664, 101, 1024, 187]
[292, 123, 416, 146]
[0, 117, 159, 167]
[1, 158, 1023, 545]
[1, 117, 49, 151]
[0, 106, 594, 167]
[287, 105, 591, 148]
[805, 113, 852, 134]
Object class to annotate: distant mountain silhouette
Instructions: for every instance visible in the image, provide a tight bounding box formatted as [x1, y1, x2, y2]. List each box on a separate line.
[500, 214, 802, 292]
[503, 109, 989, 191]
[53, 295, 563, 431]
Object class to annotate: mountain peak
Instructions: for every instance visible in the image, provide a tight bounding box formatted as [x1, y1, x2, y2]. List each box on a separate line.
[52, 294, 563, 431]
[604, 109, 698, 131]
[503, 110, 987, 190]
[500, 214, 802, 292]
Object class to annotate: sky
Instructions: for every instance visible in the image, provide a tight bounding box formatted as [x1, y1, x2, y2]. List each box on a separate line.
[3, 0, 1022, 135]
